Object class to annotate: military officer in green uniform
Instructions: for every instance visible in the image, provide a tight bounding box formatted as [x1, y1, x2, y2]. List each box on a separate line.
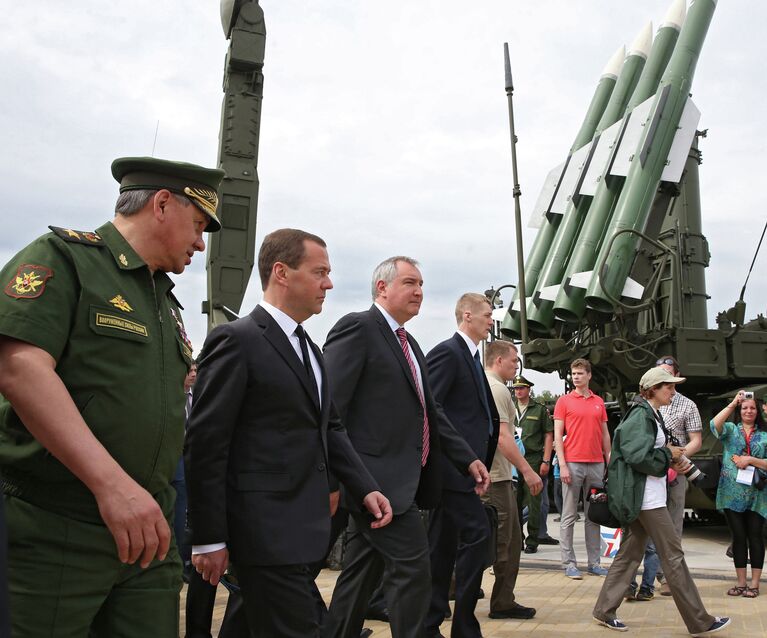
[512, 375, 555, 554]
[0, 157, 223, 637]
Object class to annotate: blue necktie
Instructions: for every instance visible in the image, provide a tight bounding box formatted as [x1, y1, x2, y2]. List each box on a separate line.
[473, 351, 493, 435]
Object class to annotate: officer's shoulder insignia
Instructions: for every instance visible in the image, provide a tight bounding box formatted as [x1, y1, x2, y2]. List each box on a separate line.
[109, 294, 133, 312]
[49, 226, 103, 245]
[4, 264, 54, 299]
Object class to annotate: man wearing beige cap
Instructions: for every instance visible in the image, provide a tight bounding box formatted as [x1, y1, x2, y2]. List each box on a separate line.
[0, 157, 223, 637]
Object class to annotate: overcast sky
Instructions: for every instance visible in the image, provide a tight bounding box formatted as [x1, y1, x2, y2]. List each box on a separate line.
[2, 1, 764, 392]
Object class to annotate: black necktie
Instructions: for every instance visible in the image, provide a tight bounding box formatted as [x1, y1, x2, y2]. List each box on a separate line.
[473, 351, 493, 435]
[295, 325, 319, 403]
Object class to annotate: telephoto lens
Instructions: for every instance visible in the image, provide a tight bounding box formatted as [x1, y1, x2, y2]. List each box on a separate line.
[669, 433, 706, 486]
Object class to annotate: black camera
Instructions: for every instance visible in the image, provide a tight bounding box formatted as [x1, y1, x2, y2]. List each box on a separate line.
[669, 432, 706, 486]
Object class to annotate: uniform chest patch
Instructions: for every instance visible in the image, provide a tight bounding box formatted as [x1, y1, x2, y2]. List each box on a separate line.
[109, 294, 133, 312]
[4, 264, 53, 299]
[95, 312, 148, 337]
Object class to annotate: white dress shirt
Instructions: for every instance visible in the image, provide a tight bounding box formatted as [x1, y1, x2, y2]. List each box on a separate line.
[374, 302, 424, 397]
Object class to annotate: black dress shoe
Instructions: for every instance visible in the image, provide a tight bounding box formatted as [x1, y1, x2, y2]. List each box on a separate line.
[537, 535, 560, 545]
[365, 608, 390, 623]
[477, 588, 485, 599]
[360, 629, 373, 638]
[489, 604, 536, 619]
[523, 545, 538, 554]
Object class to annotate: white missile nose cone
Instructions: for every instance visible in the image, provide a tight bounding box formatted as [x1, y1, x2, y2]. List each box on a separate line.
[628, 22, 653, 59]
[602, 45, 625, 79]
[662, 0, 687, 31]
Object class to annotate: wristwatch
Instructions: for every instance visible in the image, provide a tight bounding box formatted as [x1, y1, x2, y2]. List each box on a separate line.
[542, 459, 551, 465]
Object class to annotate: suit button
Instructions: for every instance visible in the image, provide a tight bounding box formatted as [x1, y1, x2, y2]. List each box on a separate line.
[318, 463, 326, 471]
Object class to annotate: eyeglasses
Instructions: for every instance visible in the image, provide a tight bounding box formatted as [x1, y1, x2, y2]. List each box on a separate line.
[656, 357, 676, 367]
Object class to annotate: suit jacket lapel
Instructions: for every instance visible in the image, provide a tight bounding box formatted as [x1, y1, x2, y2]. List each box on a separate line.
[372, 305, 420, 397]
[454, 333, 491, 420]
[253, 306, 321, 413]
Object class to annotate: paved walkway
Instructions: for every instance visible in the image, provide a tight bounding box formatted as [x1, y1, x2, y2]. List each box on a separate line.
[181, 516, 766, 637]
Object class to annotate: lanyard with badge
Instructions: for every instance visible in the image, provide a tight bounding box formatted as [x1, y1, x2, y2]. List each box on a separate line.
[736, 426, 756, 485]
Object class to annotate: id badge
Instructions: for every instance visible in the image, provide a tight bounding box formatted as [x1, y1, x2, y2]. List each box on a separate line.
[736, 465, 756, 486]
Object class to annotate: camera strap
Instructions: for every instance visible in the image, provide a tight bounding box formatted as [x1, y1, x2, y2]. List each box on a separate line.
[655, 409, 670, 446]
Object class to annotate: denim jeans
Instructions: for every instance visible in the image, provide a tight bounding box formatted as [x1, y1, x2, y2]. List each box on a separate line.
[630, 538, 659, 592]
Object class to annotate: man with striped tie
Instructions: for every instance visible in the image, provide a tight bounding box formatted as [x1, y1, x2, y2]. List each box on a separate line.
[323, 257, 489, 638]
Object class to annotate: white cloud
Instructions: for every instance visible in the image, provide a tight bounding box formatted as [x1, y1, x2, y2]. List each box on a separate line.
[2, 0, 764, 393]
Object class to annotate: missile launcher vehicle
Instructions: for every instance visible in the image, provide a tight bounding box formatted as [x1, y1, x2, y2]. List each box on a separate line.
[500, 0, 765, 514]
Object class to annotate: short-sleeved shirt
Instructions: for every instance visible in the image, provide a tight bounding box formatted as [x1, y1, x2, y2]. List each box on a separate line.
[486, 371, 513, 483]
[659, 391, 702, 447]
[711, 420, 767, 517]
[514, 400, 553, 456]
[553, 390, 608, 463]
[0, 222, 192, 523]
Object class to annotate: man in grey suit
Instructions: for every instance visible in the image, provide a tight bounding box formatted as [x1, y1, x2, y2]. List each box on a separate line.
[185, 229, 393, 638]
[322, 257, 490, 638]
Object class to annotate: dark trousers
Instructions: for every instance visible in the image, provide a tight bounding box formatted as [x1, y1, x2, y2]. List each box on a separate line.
[185, 571, 249, 638]
[171, 457, 191, 566]
[724, 508, 766, 569]
[324, 505, 430, 638]
[521, 454, 543, 547]
[186, 504, 348, 638]
[425, 490, 490, 638]
[236, 563, 320, 638]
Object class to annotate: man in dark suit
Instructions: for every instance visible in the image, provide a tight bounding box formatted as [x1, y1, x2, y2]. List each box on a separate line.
[424, 293, 501, 638]
[185, 228, 393, 638]
[322, 256, 490, 638]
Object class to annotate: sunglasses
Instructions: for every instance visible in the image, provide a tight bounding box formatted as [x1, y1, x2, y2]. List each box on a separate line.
[656, 358, 676, 367]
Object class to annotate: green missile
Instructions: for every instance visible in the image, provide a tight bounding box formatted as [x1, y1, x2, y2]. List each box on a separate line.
[553, 0, 687, 323]
[584, 0, 716, 313]
[500, 44, 624, 339]
[525, 22, 652, 335]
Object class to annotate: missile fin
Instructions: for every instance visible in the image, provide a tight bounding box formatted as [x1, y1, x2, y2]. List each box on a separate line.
[661, 98, 701, 182]
[549, 142, 593, 214]
[539, 284, 561, 302]
[529, 163, 565, 228]
[609, 96, 655, 177]
[579, 117, 625, 196]
[491, 307, 508, 322]
[568, 271, 594, 290]
[622, 277, 645, 300]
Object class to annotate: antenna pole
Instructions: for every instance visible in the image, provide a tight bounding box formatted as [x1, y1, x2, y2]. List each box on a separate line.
[504, 43, 528, 344]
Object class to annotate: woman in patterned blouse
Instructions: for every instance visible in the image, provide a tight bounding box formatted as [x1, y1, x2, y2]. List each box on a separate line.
[711, 392, 767, 598]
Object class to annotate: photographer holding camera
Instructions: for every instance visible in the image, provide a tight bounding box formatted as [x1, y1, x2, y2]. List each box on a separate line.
[592, 367, 729, 636]
[711, 391, 767, 599]
[652, 356, 703, 595]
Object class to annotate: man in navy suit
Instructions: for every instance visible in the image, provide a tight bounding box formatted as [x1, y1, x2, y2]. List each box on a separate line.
[424, 293, 501, 638]
[185, 228, 393, 638]
[322, 257, 489, 638]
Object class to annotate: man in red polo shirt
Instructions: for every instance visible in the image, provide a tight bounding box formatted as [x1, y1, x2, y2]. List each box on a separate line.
[553, 359, 611, 580]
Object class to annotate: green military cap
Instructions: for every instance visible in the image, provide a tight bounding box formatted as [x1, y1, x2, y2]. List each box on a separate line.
[111, 157, 225, 232]
[511, 374, 534, 388]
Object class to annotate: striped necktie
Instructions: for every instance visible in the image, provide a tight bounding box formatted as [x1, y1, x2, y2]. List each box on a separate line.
[396, 327, 429, 466]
